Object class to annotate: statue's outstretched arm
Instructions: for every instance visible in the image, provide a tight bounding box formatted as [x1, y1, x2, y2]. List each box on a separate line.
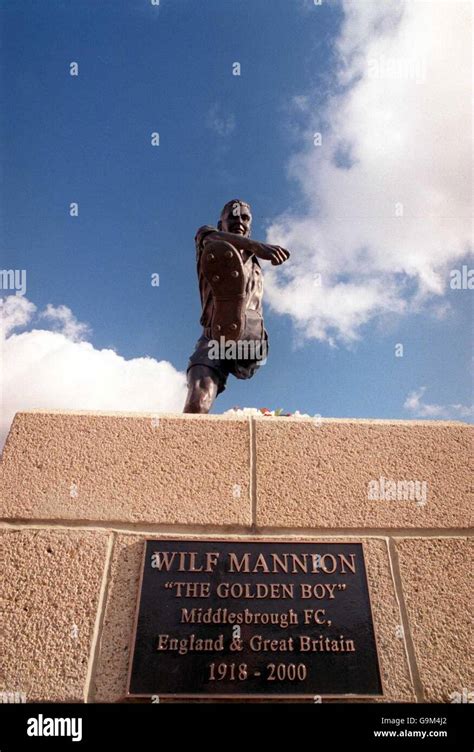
[202, 230, 290, 266]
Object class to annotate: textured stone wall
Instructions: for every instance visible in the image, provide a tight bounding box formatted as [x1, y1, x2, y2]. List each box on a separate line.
[1, 410, 471, 703]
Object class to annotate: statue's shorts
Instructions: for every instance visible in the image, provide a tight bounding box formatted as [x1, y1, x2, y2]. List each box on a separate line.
[186, 326, 269, 396]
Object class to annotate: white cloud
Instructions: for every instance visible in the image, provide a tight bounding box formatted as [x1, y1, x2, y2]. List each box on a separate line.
[0, 294, 36, 337]
[206, 103, 236, 137]
[265, 0, 473, 344]
[404, 386, 474, 419]
[40, 303, 90, 342]
[0, 296, 187, 449]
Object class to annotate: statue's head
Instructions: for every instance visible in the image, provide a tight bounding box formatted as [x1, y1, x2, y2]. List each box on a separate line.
[218, 199, 252, 237]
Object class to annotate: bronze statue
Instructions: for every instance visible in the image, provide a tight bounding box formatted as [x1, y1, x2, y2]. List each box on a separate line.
[184, 199, 290, 413]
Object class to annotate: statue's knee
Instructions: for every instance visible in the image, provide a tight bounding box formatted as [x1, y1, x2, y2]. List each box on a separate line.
[197, 375, 217, 392]
[195, 382, 214, 411]
[184, 371, 217, 413]
[184, 399, 206, 414]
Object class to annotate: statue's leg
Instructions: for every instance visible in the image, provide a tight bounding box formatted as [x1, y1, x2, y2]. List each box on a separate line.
[200, 240, 247, 342]
[183, 364, 221, 413]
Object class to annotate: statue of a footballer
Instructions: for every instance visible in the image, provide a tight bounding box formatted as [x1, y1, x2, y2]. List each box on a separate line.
[184, 199, 291, 413]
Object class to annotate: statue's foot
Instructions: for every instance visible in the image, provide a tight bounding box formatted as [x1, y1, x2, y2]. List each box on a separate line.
[201, 240, 246, 342]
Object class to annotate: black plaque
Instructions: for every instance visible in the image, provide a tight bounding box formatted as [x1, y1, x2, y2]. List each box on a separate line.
[127, 540, 383, 698]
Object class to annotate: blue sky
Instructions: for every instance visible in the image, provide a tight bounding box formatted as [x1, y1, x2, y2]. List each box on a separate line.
[1, 0, 472, 429]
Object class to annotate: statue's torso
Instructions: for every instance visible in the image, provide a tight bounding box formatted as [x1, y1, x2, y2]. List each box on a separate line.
[195, 225, 264, 329]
